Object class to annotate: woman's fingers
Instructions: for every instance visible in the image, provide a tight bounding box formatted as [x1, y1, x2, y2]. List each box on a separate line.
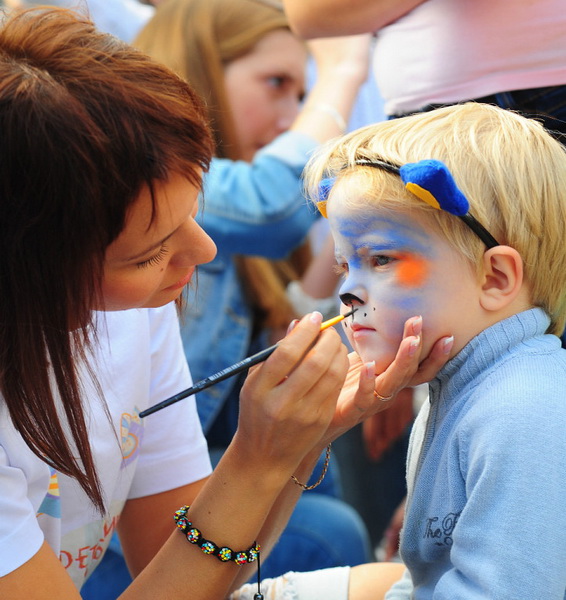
[250, 311, 324, 387]
[327, 316, 453, 441]
[237, 312, 349, 465]
[370, 315, 424, 400]
[410, 334, 454, 386]
[375, 316, 454, 394]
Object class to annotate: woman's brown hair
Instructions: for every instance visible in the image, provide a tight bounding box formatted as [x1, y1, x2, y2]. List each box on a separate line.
[0, 7, 214, 511]
[136, 0, 309, 332]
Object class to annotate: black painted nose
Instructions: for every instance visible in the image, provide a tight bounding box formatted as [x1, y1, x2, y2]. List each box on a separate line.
[339, 292, 364, 306]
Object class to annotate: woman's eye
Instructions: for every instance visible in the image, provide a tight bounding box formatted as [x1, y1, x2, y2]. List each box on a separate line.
[136, 245, 170, 269]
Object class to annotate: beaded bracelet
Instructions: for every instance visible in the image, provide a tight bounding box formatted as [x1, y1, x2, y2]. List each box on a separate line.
[173, 505, 260, 565]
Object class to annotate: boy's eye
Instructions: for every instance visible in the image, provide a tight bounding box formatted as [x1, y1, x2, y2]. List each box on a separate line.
[371, 255, 394, 268]
[267, 75, 286, 89]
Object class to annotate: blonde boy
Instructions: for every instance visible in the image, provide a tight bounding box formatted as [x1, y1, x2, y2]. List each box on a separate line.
[232, 103, 566, 599]
[302, 102, 566, 599]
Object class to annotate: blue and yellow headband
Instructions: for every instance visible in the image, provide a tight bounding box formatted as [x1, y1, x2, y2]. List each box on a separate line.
[316, 158, 500, 249]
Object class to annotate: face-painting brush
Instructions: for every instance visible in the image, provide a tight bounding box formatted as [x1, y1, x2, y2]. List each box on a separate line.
[140, 308, 357, 418]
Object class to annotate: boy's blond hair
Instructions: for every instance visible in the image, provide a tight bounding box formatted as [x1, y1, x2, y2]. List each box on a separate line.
[304, 102, 566, 335]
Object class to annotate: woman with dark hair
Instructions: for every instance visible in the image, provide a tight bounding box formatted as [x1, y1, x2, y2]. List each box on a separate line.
[0, 7, 447, 599]
[0, 6, 349, 598]
[132, 1, 375, 584]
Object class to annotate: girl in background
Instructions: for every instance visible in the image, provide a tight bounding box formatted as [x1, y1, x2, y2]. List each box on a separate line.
[133, 0, 374, 580]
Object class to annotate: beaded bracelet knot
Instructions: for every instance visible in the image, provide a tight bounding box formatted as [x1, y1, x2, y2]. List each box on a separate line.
[174, 505, 260, 565]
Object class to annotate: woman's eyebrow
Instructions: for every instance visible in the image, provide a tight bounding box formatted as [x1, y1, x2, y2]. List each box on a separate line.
[125, 227, 179, 262]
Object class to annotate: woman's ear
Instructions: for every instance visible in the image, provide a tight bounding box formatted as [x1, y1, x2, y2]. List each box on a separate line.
[479, 246, 524, 312]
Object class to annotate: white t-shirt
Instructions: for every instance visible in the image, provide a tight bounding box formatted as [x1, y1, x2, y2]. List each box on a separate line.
[0, 304, 211, 589]
[374, 0, 566, 115]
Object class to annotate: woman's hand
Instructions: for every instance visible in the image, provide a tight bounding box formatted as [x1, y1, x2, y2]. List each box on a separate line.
[233, 311, 349, 478]
[322, 315, 453, 444]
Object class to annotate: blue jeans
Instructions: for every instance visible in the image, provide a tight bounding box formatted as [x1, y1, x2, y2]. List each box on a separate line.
[259, 492, 371, 579]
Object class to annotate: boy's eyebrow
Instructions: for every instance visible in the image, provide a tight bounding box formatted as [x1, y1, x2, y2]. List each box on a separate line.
[319, 158, 500, 249]
[337, 212, 431, 248]
[353, 236, 430, 257]
[356, 158, 500, 248]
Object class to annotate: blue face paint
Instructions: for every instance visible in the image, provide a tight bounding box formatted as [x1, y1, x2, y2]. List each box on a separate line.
[328, 178, 479, 371]
[317, 158, 500, 248]
[333, 212, 433, 347]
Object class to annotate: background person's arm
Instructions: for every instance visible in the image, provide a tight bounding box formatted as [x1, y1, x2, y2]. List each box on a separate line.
[283, 0, 427, 39]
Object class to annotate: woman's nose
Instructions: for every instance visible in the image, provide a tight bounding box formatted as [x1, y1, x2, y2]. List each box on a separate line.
[173, 219, 217, 268]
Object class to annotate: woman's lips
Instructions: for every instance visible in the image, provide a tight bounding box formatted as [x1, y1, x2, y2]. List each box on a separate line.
[165, 269, 194, 291]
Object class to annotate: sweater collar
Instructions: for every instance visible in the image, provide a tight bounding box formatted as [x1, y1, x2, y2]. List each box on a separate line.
[430, 308, 552, 405]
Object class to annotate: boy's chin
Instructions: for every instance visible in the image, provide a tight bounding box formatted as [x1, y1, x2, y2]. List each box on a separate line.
[354, 344, 396, 374]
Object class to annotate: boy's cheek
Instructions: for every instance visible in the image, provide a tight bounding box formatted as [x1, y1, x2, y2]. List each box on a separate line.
[350, 336, 399, 373]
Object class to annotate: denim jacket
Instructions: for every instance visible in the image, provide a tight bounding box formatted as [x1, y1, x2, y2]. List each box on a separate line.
[180, 131, 319, 432]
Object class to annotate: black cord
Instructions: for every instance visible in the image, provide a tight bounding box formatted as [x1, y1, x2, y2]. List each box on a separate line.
[253, 543, 264, 600]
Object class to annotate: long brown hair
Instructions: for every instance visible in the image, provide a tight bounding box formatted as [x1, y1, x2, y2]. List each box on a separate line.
[0, 7, 214, 511]
[136, 0, 310, 331]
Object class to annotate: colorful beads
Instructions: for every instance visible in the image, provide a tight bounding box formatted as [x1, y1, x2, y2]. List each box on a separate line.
[175, 516, 190, 530]
[217, 547, 233, 561]
[173, 505, 260, 565]
[187, 528, 201, 544]
[201, 541, 216, 555]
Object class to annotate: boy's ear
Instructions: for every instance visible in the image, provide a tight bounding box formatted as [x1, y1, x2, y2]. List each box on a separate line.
[479, 246, 523, 312]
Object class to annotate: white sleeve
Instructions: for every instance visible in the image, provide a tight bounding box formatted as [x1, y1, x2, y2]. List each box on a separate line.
[384, 568, 413, 600]
[128, 304, 212, 498]
[230, 567, 350, 600]
[0, 438, 47, 576]
[286, 281, 338, 320]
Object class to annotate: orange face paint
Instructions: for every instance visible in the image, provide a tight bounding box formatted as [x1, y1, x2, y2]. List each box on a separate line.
[396, 254, 429, 287]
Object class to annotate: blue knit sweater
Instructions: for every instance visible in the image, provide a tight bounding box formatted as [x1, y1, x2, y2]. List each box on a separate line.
[386, 308, 566, 599]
